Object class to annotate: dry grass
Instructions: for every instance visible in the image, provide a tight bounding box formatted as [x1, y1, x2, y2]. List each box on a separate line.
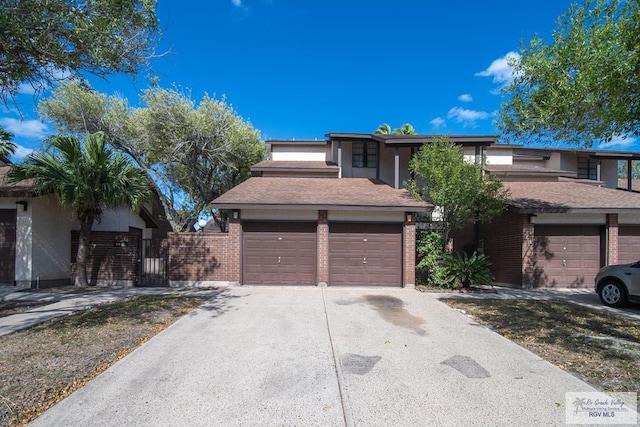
[0, 294, 207, 426]
[443, 299, 640, 393]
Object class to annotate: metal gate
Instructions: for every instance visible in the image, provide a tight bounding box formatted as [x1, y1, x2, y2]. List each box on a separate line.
[139, 239, 168, 286]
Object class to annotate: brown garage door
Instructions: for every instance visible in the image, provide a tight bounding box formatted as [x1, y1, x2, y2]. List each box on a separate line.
[619, 226, 640, 265]
[533, 225, 601, 288]
[329, 223, 402, 286]
[242, 222, 316, 285]
[0, 209, 17, 284]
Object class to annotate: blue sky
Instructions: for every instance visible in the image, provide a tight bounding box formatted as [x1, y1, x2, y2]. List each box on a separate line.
[3, 0, 637, 158]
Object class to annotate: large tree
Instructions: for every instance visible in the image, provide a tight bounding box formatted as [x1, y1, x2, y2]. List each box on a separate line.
[407, 136, 509, 243]
[39, 81, 265, 231]
[499, 0, 639, 146]
[0, 0, 160, 102]
[6, 132, 150, 287]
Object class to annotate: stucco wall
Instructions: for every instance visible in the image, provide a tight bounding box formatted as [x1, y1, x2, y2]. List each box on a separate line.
[379, 145, 412, 188]
[484, 146, 513, 165]
[241, 209, 318, 221]
[328, 210, 404, 223]
[619, 213, 640, 225]
[92, 208, 146, 232]
[535, 213, 606, 225]
[271, 145, 328, 161]
[600, 159, 618, 188]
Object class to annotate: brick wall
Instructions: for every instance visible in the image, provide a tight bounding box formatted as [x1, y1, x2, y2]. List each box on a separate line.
[450, 223, 475, 253]
[479, 212, 528, 287]
[317, 210, 328, 284]
[71, 227, 142, 286]
[606, 213, 618, 265]
[403, 220, 416, 287]
[167, 226, 240, 283]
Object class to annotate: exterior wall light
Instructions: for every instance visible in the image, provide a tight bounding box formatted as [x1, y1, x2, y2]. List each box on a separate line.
[16, 200, 28, 211]
[529, 214, 537, 224]
[406, 213, 413, 223]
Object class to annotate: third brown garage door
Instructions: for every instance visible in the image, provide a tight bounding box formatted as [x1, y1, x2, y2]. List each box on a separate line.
[533, 225, 602, 288]
[618, 226, 640, 265]
[329, 223, 402, 286]
[243, 222, 316, 285]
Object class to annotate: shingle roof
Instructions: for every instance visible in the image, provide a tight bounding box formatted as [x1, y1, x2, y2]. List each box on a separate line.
[505, 180, 640, 213]
[0, 164, 35, 197]
[212, 177, 431, 211]
[251, 160, 339, 172]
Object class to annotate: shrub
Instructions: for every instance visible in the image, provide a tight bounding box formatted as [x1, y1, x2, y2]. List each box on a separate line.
[442, 251, 493, 288]
[415, 230, 449, 288]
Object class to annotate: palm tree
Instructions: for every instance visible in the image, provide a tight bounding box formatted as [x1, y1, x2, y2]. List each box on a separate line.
[0, 126, 16, 157]
[7, 132, 150, 287]
[374, 123, 392, 134]
[373, 123, 417, 135]
[395, 123, 416, 135]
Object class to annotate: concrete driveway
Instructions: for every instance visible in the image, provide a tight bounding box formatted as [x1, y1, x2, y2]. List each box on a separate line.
[31, 287, 597, 426]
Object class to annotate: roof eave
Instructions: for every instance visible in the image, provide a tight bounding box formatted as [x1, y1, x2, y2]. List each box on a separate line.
[212, 203, 432, 212]
[508, 205, 640, 215]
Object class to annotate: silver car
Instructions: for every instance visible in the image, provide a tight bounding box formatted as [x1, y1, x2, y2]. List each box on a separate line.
[595, 262, 640, 307]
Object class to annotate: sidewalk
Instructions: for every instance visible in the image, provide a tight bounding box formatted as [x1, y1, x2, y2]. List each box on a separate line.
[0, 286, 220, 337]
[1, 284, 638, 338]
[427, 285, 640, 321]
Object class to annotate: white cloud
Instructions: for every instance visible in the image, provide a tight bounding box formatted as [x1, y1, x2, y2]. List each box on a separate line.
[447, 107, 489, 127]
[0, 118, 48, 139]
[599, 135, 637, 149]
[475, 51, 521, 85]
[457, 94, 473, 103]
[18, 83, 36, 95]
[12, 144, 34, 159]
[429, 117, 446, 129]
[232, 0, 242, 6]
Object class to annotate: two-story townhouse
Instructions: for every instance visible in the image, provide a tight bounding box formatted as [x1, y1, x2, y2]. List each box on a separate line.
[213, 132, 640, 289]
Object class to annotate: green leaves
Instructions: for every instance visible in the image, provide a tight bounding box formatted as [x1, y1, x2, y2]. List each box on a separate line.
[0, 0, 160, 103]
[442, 251, 493, 288]
[0, 126, 17, 157]
[499, 0, 640, 146]
[407, 136, 509, 239]
[6, 132, 150, 221]
[39, 81, 265, 231]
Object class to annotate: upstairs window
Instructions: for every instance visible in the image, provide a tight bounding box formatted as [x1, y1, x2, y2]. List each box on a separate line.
[577, 157, 597, 180]
[352, 141, 377, 168]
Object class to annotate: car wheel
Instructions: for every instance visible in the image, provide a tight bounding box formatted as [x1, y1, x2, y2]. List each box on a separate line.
[598, 280, 628, 307]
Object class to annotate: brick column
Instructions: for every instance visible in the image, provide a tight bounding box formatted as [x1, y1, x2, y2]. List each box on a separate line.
[521, 220, 535, 288]
[228, 217, 242, 283]
[403, 218, 416, 288]
[317, 210, 329, 286]
[606, 213, 618, 265]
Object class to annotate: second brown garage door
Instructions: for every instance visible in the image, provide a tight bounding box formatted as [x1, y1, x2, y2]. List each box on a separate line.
[619, 226, 640, 265]
[533, 225, 601, 288]
[242, 222, 317, 285]
[329, 223, 402, 286]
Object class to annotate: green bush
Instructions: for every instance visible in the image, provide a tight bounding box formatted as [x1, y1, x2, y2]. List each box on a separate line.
[442, 251, 493, 288]
[415, 230, 449, 288]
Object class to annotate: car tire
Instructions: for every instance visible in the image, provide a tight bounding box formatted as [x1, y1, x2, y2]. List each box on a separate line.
[598, 280, 628, 307]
